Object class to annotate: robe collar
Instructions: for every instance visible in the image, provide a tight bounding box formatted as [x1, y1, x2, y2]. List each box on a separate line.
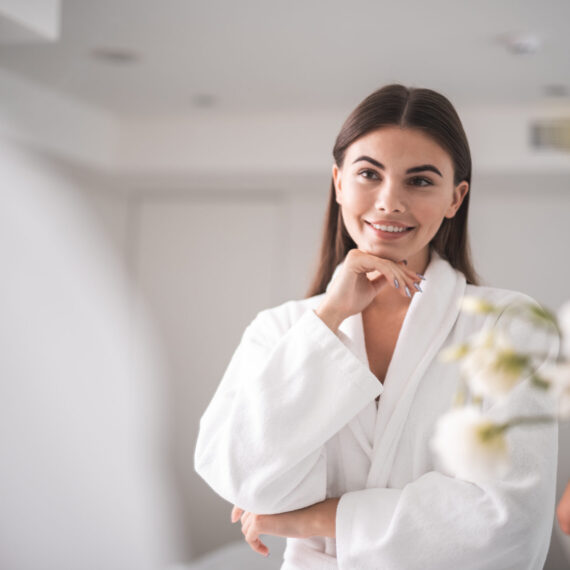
[323, 248, 467, 484]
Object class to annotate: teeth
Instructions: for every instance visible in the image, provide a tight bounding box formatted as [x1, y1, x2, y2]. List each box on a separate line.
[371, 223, 408, 233]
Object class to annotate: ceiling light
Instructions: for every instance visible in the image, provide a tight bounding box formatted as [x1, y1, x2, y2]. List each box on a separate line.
[90, 47, 140, 65]
[543, 84, 569, 98]
[498, 32, 542, 55]
[191, 93, 217, 108]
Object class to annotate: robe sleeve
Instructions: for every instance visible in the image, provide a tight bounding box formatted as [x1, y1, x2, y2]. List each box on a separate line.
[335, 380, 558, 570]
[194, 306, 381, 515]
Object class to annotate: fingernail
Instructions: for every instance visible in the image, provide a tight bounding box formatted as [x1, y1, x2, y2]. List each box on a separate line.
[413, 282, 422, 292]
[416, 273, 426, 280]
[405, 286, 411, 298]
[394, 278, 399, 289]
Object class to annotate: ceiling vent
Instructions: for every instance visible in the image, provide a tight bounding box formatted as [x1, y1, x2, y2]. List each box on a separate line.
[530, 119, 570, 152]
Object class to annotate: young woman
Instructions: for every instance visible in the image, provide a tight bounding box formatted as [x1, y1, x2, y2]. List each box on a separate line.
[195, 84, 557, 569]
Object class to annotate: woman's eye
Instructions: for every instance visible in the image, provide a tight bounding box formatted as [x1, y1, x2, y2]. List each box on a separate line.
[409, 176, 433, 187]
[358, 169, 379, 180]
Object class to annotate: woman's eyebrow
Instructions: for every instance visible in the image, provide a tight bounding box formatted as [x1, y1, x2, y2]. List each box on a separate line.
[352, 155, 385, 169]
[352, 155, 443, 177]
[407, 164, 443, 177]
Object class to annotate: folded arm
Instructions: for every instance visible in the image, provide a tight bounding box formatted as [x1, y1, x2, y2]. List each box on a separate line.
[194, 306, 381, 514]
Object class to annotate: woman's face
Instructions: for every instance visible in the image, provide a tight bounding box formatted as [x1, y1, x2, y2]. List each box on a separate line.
[333, 126, 469, 268]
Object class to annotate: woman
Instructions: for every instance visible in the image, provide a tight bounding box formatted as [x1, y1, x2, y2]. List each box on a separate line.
[195, 84, 557, 569]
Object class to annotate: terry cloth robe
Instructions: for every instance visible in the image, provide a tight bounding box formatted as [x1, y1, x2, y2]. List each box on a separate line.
[194, 249, 558, 570]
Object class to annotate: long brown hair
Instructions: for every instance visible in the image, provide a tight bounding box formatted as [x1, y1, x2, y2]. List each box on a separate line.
[306, 84, 480, 298]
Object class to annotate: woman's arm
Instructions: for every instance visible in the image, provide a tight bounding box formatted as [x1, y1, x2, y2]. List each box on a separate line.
[194, 305, 381, 514]
[333, 386, 557, 570]
[232, 379, 558, 566]
[231, 498, 340, 557]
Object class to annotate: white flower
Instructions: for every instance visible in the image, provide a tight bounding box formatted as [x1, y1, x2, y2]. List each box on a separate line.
[459, 296, 497, 315]
[558, 301, 570, 359]
[430, 406, 510, 483]
[461, 329, 529, 401]
[540, 362, 570, 419]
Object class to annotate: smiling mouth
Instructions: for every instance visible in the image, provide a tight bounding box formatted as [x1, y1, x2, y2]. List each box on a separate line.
[365, 221, 415, 233]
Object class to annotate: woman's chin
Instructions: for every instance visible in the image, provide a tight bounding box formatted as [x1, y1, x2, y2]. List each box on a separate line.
[361, 244, 406, 262]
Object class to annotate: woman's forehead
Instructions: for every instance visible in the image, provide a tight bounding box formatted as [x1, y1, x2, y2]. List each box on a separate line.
[346, 126, 452, 170]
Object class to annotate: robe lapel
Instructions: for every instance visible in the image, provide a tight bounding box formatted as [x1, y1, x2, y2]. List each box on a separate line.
[324, 251, 466, 469]
[364, 250, 466, 487]
[337, 311, 379, 458]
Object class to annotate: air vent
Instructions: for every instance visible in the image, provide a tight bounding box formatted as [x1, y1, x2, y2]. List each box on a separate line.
[530, 119, 570, 151]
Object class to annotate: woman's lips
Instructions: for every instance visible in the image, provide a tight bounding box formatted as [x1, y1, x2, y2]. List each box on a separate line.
[365, 220, 414, 240]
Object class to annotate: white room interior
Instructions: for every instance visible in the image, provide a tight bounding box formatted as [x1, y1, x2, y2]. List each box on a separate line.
[1, 1, 570, 569]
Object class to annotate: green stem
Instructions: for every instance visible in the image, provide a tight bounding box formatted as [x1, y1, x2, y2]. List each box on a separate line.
[496, 415, 556, 433]
[481, 415, 556, 441]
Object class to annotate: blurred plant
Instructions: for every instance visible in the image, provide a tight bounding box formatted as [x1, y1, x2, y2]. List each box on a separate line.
[430, 297, 570, 483]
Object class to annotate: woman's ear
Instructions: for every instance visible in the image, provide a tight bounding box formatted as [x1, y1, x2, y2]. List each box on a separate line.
[445, 181, 469, 218]
[332, 163, 342, 204]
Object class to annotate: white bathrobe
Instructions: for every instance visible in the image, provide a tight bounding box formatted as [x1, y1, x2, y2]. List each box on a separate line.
[195, 249, 557, 570]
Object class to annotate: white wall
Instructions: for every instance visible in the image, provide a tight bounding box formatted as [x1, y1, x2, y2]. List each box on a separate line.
[114, 102, 570, 176]
[127, 186, 327, 556]
[0, 137, 185, 569]
[471, 171, 570, 310]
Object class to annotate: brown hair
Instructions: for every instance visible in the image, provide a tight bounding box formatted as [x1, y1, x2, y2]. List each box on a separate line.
[306, 84, 480, 298]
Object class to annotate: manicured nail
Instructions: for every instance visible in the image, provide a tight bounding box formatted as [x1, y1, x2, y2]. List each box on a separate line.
[414, 282, 422, 292]
[405, 286, 411, 298]
[394, 278, 399, 289]
[416, 273, 426, 280]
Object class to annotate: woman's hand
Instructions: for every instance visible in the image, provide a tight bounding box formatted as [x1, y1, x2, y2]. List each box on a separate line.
[231, 498, 340, 557]
[315, 249, 422, 332]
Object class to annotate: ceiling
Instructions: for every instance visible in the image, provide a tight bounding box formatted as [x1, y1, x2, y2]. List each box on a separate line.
[0, 0, 569, 117]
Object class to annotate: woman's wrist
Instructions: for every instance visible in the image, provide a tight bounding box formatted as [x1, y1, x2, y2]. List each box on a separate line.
[314, 306, 345, 334]
[306, 498, 340, 538]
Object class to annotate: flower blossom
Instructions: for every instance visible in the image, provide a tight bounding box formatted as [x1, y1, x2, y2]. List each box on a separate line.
[438, 342, 470, 363]
[459, 296, 497, 315]
[430, 406, 510, 483]
[460, 329, 529, 401]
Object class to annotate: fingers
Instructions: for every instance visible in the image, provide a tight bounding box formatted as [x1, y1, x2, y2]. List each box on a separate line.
[347, 249, 422, 295]
[231, 505, 244, 523]
[368, 256, 423, 299]
[240, 512, 269, 557]
[394, 262, 424, 299]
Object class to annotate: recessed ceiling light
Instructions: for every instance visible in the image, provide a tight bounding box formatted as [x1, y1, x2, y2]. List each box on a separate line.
[191, 93, 217, 108]
[543, 84, 569, 98]
[90, 47, 140, 65]
[497, 32, 542, 55]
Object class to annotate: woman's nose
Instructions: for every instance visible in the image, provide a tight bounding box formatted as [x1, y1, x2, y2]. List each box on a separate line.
[374, 181, 405, 212]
